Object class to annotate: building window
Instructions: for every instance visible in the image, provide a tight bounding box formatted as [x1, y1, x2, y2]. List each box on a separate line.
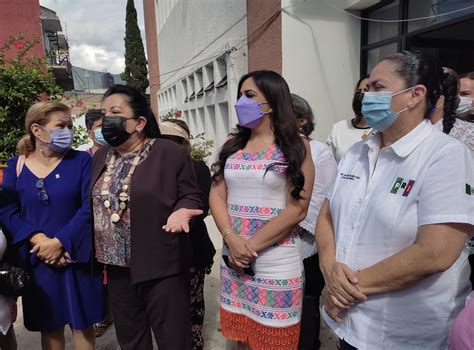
[361, 0, 474, 75]
[367, 42, 398, 72]
[408, 0, 474, 32]
[367, 1, 400, 44]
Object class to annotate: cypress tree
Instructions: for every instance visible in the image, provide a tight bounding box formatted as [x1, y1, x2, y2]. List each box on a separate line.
[121, 0, 149, 93]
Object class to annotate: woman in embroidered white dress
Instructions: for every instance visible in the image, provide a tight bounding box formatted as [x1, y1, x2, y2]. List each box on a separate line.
[210, 70, 314, 350]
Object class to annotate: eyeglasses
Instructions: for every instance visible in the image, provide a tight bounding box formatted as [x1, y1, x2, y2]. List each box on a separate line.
[35, 178, 48, 202]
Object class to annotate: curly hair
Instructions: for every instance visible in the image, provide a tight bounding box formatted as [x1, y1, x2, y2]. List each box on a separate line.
[211, 70, 306, 200]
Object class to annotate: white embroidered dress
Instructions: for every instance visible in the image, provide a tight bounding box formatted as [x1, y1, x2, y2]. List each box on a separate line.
[220, 144, 303, 330]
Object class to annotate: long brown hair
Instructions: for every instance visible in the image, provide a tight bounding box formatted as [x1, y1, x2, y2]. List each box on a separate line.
[17, 101, 70, 155]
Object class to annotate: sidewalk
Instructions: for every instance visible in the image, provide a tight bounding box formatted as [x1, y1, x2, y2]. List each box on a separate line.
[13, 217, 338, 349]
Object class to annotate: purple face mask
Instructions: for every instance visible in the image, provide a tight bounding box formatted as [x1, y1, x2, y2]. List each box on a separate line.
[234, 96, 270, 129]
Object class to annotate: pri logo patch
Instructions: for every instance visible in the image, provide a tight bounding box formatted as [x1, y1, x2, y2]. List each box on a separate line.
[390, 177, 415, 197]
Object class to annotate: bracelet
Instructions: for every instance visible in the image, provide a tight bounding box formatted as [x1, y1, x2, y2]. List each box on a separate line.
[222, 228, 235, 238]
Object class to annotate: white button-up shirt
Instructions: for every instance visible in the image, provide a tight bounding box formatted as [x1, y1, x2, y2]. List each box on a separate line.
[300, 140, 337, 259]
[323, 120, 474, 350]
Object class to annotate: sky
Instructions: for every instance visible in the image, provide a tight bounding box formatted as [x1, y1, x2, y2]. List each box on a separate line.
[39, 0, 146, 74]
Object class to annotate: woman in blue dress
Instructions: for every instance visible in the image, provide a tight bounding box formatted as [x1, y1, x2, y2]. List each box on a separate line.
[0, 101, 104, 349]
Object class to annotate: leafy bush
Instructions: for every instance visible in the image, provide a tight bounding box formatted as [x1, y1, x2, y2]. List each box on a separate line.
[0, 34, 62, 162]
[190, 132, 214, 161]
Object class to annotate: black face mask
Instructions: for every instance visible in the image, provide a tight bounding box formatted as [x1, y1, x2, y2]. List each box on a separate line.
[352, 91, 364, 119]
[102, 116, 135, 147]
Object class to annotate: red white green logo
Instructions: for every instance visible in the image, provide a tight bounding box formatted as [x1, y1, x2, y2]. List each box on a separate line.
[391, 177, 415, 197]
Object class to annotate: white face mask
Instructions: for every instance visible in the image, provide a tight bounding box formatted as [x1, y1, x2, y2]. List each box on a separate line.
[456, 96, 473, 116]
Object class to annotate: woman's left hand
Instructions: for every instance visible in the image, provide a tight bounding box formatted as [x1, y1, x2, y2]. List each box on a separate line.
[163, 208, 204, 233]
[324, 291, 347, 323]
[30, 237, 63, 263]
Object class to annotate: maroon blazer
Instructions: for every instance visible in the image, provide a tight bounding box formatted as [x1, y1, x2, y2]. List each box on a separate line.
[90, 139, 202, 283]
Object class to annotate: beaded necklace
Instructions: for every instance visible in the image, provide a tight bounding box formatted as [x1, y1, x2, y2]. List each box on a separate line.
[100, 139, 154, 223]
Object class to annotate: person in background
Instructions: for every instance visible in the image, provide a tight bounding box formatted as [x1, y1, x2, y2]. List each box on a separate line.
[0, 230, 17, 350]
[317, 51, 474, 349]
[0, 101, 104, 350]
[159, 119, 216, 350]
[93, 84, 202, 350]
[449, 291, 474, 349]
[291, 94, 337, 350]
[430, 67, 474, 289]
[84, 108, 114, 337]
[0, 172, 17, 350]
[430, 69, 474, 350]
[458, 72, 474, 121]
[85, 109, 106, 156]
[210, 70, 314, 350]
[327, 75, 371, 162]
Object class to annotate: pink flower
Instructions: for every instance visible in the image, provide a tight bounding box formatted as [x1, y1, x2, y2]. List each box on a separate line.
[175, 110, 182, 118]
[14, 42, 24, 50]
[75, 100, 84, 107]
[36, 92, 49, 102]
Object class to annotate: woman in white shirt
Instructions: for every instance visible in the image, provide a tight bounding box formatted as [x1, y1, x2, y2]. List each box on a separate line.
[291, 94, 337, 350]
[327, 75, 371, 162]
[316, 51, 474, 350]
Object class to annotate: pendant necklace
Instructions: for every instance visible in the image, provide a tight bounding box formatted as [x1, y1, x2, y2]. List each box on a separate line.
[100, 139, 154, 223]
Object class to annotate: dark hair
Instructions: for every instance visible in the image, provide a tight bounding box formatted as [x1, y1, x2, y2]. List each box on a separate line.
[211, 70, 306, 200]
[382, 51, 443, 120]
[166, 119, 191, 137]
[291, 93, 315, 137]
[441, 67, 459, 134]
[85, 108, 103, 130]
[102, 84, 161, 138]
[352, 74, 370, 125]
[459, 71, 474, 80]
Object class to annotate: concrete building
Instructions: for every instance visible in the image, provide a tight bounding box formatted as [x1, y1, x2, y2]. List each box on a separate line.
[144, 0, 474, 154]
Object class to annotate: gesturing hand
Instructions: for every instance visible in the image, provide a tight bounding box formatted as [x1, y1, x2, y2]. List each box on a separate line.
[321, 261, 367, 307]
[224, 234, 258, 269]
[162, 208, 204, 233]
[30, 237, 63, 263]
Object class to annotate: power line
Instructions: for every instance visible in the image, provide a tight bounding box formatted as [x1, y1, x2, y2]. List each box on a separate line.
[157, 1, 305, 90]
[322, 0, 474, 23]
[159, 14, 246, 86]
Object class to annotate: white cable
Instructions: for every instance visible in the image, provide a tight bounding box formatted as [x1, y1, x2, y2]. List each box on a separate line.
[322, 0, 474, 23]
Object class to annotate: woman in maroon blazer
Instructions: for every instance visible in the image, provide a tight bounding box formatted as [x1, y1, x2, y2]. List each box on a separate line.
[91, 84, 202, 350]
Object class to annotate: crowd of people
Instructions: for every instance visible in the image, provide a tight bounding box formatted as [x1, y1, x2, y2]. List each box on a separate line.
[0, 49, 472, 350]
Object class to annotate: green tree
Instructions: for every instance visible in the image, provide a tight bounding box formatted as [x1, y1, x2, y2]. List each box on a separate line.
[121, 0, 149, 93]
[0, 34, 62, 163]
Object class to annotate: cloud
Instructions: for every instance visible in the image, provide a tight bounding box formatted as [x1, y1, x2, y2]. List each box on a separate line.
[69, 44, 125, 73]
[39, 0, 146, 74]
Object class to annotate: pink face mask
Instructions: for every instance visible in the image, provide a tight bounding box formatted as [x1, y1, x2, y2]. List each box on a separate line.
[234, 96, 270, 129]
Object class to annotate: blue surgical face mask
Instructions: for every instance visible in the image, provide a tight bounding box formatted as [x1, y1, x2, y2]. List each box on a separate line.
[361, 87, 413, 131]
[94, 128, 107, 146]
[39, 126, 73, 153]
